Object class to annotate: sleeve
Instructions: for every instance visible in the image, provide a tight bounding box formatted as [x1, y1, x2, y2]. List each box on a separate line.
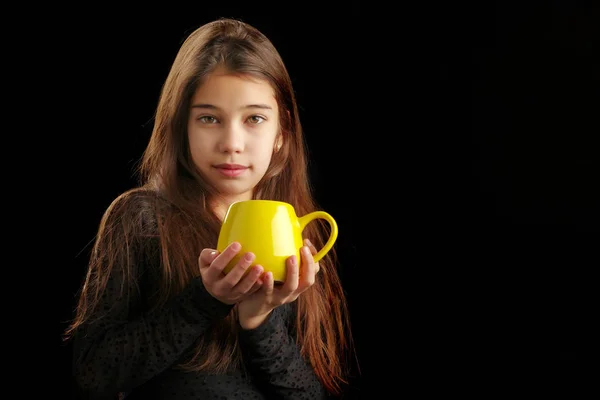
[238, 304, 328, 399]
[72, 204, 233, 399]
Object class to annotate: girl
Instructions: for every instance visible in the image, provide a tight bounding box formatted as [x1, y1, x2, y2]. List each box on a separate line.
[64, 17, 354, 399]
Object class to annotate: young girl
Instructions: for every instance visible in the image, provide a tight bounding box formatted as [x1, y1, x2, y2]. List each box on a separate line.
[64, 18, 355, 399]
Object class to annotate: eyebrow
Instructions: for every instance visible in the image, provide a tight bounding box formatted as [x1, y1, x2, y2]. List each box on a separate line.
[190, 103, 273, 111]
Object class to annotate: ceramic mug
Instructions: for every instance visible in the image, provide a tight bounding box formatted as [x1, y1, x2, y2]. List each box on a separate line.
[217, 200, 338, 282]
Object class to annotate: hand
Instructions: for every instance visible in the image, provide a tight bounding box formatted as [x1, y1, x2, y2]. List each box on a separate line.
[198, 242, 264, 305]
[237, 239, 320, 329]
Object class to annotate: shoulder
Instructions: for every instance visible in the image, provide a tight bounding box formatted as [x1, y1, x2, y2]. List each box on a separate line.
[100, 187, 172, 233]
[105, 187, 175, 217]
[106, 187, 166, 213]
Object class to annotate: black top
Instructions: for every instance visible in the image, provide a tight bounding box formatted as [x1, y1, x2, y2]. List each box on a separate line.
[71, 193, 327, 399]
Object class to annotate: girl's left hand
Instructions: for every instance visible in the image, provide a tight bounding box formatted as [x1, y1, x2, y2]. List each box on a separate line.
[237, 239, 319, 330]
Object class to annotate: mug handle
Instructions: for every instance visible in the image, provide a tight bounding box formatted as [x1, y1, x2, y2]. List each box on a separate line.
[298, 211, 338, 263]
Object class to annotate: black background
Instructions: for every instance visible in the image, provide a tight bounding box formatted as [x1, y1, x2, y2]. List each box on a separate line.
[39, 1, 599, 397]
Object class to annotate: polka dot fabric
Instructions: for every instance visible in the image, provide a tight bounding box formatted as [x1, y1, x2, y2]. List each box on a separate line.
[71, 194, 327, 399]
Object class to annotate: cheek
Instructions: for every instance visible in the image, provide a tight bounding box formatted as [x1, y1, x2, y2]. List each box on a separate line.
[188, 127, 210, 148]
[258, 151, 275, 173]
[187, 134, 209, 163]
[187, 135, 198, 156]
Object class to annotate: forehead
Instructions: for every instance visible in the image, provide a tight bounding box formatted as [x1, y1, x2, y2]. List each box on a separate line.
[191, 71, 277, 109]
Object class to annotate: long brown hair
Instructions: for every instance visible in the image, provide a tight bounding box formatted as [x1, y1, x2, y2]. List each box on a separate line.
[64, 18, 355, 396]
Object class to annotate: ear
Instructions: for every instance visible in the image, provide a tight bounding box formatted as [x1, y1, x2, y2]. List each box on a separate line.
[275, 109, 290, 152]
[274, 134, 283, 152]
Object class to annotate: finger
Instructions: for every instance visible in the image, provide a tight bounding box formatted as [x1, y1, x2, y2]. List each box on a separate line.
[205, 242, 242, 282]
[199, 249, 219, 271]
[281, 255, 300, 293]
[232, 264, 264, 294]
[303, 239, 320, 273]
[299, 245, 316, 288]
[262, 271, 274, 296]
[247, 274, 265, 294]
[220, 251, 256, 289]
[304, 238, 318, 255]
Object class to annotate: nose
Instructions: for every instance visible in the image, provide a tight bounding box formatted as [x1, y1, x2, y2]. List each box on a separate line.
[218, 122, 244, 154]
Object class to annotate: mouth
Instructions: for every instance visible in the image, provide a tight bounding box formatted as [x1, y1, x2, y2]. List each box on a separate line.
[213, 163, 249, 178]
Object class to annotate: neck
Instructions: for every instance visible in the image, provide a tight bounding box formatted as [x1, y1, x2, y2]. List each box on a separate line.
[209, 193, 253, 221]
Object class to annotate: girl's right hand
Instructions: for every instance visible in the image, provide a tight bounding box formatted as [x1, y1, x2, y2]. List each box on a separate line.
[198, 242, 265, 305]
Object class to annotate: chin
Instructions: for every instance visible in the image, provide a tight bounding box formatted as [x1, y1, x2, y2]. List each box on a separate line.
[214, 183, 254, 198]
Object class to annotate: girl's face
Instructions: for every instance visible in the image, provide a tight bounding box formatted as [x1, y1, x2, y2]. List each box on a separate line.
[187, 67, 280, 210]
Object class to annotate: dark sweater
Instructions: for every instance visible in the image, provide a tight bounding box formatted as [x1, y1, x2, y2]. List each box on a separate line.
[71, 194, 327, 399]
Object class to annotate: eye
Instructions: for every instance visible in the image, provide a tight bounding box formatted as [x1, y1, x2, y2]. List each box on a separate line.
[247, 115, 266, 125]
[198, 115, 219, 124]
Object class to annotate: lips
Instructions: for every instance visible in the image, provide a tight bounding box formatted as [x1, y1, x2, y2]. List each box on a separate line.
[213, 163, 248, 177]
[214, 163, 247, 170]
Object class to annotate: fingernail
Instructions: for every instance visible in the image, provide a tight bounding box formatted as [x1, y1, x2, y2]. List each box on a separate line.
[231, 242, 241, 251]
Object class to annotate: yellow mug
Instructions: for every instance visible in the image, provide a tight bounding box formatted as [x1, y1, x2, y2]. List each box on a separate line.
[217, 200, 338, 282]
